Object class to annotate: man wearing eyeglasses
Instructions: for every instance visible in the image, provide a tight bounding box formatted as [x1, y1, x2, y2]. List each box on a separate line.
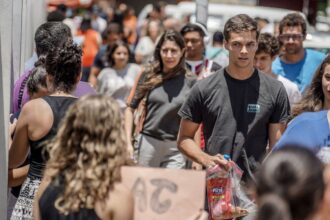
[272, 13, 325, 92]
[177, 14, 290, 182]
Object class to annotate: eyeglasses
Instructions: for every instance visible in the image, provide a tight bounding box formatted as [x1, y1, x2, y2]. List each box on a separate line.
[278, 34, 304, 42]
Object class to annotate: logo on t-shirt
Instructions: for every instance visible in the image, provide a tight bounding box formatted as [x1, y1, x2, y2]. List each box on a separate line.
[247, 104, 260, 113]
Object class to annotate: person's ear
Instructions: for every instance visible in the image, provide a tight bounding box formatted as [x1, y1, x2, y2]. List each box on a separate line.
[271, 55, 277, 62]
[224, 40, 229, 50]
[76, 71, 82, 84]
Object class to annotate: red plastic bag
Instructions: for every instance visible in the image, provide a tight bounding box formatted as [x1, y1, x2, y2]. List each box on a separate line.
[206, 161, 254, 220]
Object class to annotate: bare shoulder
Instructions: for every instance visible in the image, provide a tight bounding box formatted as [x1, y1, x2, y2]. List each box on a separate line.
[96, 182, 134, 220]
[21, 98, 53, 140]
[21, 98, 51, 119]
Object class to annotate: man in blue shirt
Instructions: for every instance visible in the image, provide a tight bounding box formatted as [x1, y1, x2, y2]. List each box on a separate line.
[272, 13, 325, 92]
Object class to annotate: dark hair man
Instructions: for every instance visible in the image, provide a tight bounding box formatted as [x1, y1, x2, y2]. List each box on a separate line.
[177, 14, 290, 181]
[254, 33, 301, 105]
[272, 13, 325, 92]
[180, 23, 221, 79]
[12, 22, 95, 114]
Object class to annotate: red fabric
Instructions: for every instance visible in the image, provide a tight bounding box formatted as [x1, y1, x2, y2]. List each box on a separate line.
[200, 124, 205, 149]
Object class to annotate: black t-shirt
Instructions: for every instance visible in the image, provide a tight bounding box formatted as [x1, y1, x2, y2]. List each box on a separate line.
[179, 68, 290, 166]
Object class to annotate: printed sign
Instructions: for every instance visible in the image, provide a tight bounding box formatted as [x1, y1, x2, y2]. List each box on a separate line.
[121, 166, 206, 220]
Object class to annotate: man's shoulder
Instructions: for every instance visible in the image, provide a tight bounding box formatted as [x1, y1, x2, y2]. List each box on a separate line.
[271, 57, 284, 73]
[210, 61, 222, 71]
[277, 75, 299, 90]
[306, 48, 326, 58]
[197, 68, 224, 89]
[259, 70, 283, 87]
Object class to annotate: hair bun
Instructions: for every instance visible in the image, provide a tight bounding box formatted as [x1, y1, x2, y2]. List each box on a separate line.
[257, 194, 290, 220]
[34, 55, 47, 67]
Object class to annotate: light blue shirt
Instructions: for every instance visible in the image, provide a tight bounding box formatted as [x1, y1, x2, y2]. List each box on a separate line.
[272, 49, 325, 92]
[273, 111, 330, 153]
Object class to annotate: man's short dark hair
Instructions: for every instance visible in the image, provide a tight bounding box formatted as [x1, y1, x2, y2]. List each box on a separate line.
[180, 23, 206, 38]
[256, 33, 280, 57]
[47, 10, 65, 22]
[213, 31, 224, 44]
[223, 14, 259, 41]
[279, 13, 306, 36]
[34, 22, 72, 57]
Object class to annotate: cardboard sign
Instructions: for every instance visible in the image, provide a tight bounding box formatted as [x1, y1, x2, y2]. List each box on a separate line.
[121, 166, 206, 220]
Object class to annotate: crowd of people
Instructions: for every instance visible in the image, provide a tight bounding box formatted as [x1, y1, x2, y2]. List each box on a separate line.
[6, 1, 330, 220]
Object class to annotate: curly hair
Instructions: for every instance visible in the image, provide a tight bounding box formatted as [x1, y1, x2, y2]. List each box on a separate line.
[292, 54, 330, 118]
[279, 13, 306, 36]
[46, 94, 131, 215]
[45, 39, 82, 93]
[35, 22, 71, 57]
[27, 56, 47, 96]
[256, 33, 280, 57]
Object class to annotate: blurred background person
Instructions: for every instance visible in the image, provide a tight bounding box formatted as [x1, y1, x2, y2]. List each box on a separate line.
[163, 16, 182, 32]
[90, 4, 107, 33]
[89, 23, 126, 87]
[122, 5, 138, 46]
[206, 31, 229, 68]
[97, 41, 141, 110]
[135, 20, 163, 65]
[272, 13, 325, 92]
[34, 95, 133, 220]
[181, 23, 222, 79]
[76, 15, 101, 82]
[125, 30, 192, 168]
[254, 33, 301, 106]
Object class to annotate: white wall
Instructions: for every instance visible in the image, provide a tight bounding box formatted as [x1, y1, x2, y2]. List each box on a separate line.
[0, 0, 46, 218]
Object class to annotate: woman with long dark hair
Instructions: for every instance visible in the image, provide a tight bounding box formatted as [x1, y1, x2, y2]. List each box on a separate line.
[125, 30, 194, 168]
[292, 54, 330, 118]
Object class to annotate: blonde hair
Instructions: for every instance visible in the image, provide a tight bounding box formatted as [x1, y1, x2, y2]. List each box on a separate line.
[46, 94, 130, 215]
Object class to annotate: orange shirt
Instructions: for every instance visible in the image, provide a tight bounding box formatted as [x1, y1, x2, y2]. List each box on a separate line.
[123, 15, 137, 45]
[77, 29, 100, 67]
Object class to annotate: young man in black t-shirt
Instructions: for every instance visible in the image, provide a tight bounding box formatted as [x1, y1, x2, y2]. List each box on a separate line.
[177, 14, 290, 178]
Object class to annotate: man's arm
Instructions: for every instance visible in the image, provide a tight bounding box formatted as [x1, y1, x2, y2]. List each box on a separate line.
[268, 122, 286, 151]
[177, 119, 227, 168]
